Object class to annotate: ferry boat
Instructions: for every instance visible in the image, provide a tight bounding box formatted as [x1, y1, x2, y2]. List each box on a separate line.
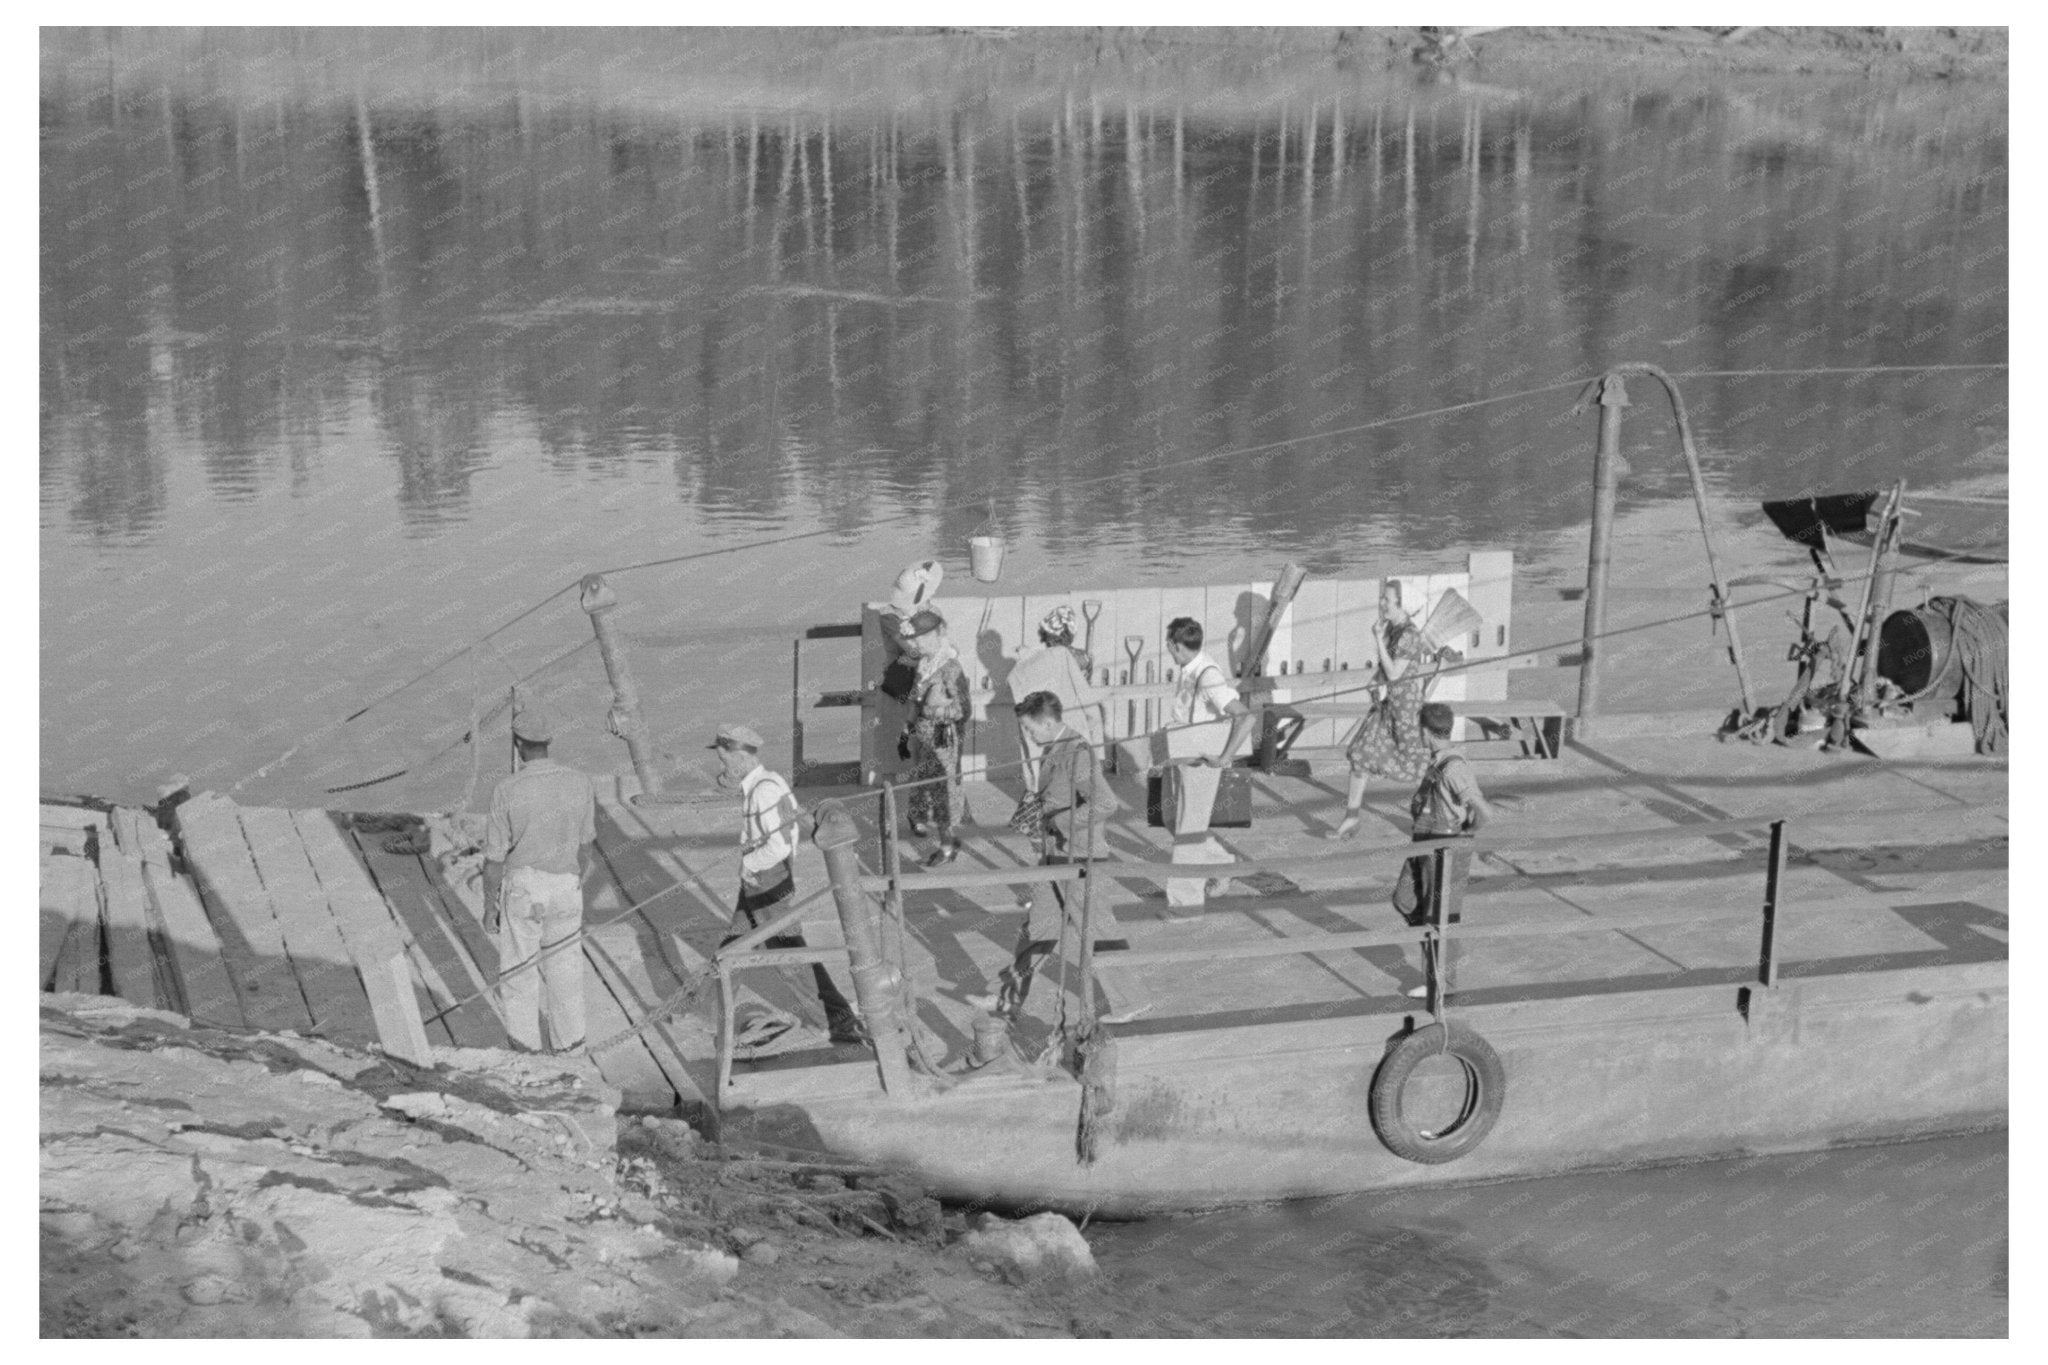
[40, 373, 2008, 1216]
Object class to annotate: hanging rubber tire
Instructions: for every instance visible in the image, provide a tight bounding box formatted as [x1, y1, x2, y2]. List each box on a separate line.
[1368, 1022, 1506, 1164]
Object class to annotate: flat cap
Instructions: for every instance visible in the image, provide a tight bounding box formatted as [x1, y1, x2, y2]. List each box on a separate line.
[709, 722, 765, 751]
[511, 708, 555, 743]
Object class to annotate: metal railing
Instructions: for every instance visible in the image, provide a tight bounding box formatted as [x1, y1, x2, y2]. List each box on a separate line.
[709, 798, 1953, 1095]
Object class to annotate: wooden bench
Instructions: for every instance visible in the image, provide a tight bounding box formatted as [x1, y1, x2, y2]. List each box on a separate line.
[1256, 699, 1571, 765]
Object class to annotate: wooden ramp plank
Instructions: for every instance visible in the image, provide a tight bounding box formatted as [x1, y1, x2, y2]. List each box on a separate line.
[41, 805, 103, 860]
[140, 860, 247, 1028]
[96, 843, 166, 1010]
[42, 850, 102, 994]
[587, 800, 729, 1106]
[348, 830, 504, 1050]
[40, 803, 109, 832]
[594, 797, 749, 991]
[238, 806, 377, 1041]
[109, 808, 166, 865]
[291, 810, 433, 1066]
[40, 848, 72, 990]
[173, 794, 316, 1033]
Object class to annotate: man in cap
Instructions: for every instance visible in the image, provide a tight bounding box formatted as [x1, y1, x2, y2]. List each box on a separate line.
[482, 705, 596, 1054]
[712, 723, 865, 1047]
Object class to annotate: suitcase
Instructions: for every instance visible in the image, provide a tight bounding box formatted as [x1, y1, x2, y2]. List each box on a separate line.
[1146, 764, 1252, 829]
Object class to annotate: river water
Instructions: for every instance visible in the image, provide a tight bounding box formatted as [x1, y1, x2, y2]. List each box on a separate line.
[39, 30, 2006, 809]
[1089, 1129, 2007, 1337]
[39, 32, 2007, 1337]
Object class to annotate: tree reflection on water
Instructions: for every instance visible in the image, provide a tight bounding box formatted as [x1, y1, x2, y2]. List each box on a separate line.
[41, 31, 2006, 552]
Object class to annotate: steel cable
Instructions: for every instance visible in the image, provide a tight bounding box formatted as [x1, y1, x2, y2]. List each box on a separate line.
[229, 361, 2008, 794]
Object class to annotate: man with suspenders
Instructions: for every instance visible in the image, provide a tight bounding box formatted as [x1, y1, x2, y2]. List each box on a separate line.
[713, 723, 865, 1047]
[1161, 616, 1255, 917]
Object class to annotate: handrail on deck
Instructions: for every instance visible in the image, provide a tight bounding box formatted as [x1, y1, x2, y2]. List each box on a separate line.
[853, 809, 1795, 895]
[707, 787, 1988, 1087]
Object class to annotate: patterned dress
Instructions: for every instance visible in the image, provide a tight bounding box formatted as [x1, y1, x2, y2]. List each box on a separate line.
[1345, 621, 1435, 783]
[906, 646, 972, 836]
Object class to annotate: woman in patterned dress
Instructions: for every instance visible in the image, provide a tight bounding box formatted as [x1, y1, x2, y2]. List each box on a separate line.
[900, 609, 972, 866]
[1329, 580, 1440, 841]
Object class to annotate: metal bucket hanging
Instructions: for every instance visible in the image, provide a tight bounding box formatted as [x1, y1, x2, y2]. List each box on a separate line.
[967, 501, 1006, 583]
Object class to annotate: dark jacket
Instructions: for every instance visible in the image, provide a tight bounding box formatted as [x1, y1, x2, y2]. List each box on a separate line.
[1036, 730, 1118, 854]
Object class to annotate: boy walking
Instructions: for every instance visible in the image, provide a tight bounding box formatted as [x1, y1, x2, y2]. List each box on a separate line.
[980, 690, 1119, 1021]
[1397, 702, 1492, 997]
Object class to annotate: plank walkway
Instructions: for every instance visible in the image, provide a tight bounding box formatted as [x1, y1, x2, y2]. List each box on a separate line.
[38, 729, 2008, 1110]
[41, 798, 494, 1073]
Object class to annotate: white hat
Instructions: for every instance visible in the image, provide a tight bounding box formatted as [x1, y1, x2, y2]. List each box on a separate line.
[888, 560, 944, 617]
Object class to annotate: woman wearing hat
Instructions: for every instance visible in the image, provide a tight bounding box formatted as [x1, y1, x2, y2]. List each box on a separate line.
[1007, 604, 1109, 788]
[899, 609, 972, 866]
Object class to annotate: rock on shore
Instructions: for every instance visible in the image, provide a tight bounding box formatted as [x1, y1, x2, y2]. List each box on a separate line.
[38, 994, 1154, 1338]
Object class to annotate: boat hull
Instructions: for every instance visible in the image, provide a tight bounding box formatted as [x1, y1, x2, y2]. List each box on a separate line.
[722, 961, 2006, 1216]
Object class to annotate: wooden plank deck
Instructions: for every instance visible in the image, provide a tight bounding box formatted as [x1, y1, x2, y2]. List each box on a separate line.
[584, 796, 724, 1105]
[291, 810, 432, 1066]
[116, 810, 247, 1027]
[96, 840, 166, 1010]
[42, 848, 101, 994]
[424, 817, 686, 1104]
[239, 806, 378, 1039]
[595, 790, 838, 1032]
[346, 829, 505, 1050]
[174, 794, 317, 1033]
[141, 859, 247, 1028]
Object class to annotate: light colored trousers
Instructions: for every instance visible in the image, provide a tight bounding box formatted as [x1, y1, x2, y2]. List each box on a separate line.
[498, 866, 586, 1051]
[1153, 721, 1232, 908]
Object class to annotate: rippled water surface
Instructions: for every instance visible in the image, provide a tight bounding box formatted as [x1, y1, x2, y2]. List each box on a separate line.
[39, 31, 2005, 804]
[1089, 1130, 2007, 1337]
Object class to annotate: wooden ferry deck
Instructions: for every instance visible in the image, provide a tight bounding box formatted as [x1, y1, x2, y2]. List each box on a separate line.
[41, 729, 2006, 1113]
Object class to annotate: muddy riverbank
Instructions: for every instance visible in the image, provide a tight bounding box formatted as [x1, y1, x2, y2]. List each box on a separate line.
[39, 992, 1162, 1338]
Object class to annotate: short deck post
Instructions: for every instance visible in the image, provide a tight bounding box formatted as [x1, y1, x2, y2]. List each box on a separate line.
[1075, 819, 1102, 1031]
[1758, 819, 1787, 988]
[1424, 841, 1469, 1024]
[879, 783, 907, 974]
[816, 800, 916, 1095]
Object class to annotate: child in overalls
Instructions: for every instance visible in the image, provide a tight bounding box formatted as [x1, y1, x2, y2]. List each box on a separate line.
[1396, 702, 1492, 997]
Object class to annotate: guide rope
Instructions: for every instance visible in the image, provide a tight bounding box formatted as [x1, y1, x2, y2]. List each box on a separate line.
[228, 361, 2006, 796]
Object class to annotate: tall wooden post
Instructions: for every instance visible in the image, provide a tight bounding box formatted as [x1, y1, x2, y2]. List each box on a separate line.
[816, 801, 916, 1095]
[1576, 373, 1628, 737]
[579, 573, 663, 800]
[1856, 482, 1906, 707]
